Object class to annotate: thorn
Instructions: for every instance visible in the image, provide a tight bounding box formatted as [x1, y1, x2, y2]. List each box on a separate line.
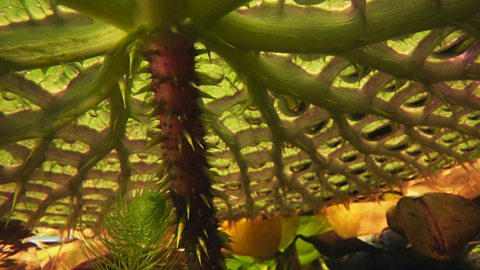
[186, 198, 191, 220]
[157, 162, 170, 177]
[178, 136, 183, 154]
[176, 218, 185, 248]
[156, 173, 169, 190]
[167, 233, 175, 248]
[211, 188, 229, 201]
[145, 134, 166, 149]
[12, 182, 23, 213]
[196, 139, 205, 150]
[183, 130, 195, 149]
[200, 194, 210, 208]
[217, 231, 233, 251]
[198, 237, 209, 258]
[196, 246, 203, 265]
[118, 79, 128, 110]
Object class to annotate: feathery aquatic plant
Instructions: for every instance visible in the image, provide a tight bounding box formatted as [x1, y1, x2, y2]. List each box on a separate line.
[0, 0, 479, 268]
[83, 191, 172, 270]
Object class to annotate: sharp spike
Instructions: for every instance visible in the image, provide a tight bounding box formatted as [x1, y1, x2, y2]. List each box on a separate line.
[196, 246, 203, 265]
[12, 182, 24, 213]
[183, 130, 195, 149]
[198, 237, 209, 258]
[166, 233, 175, 248]
[178, 135, 183, 154]
[118, 79, 128, 110]
[196, 139, 205, 150]
[200, 194, 210, 208]
[156, 173, 169, 191]
[145, 134, 166, 149]
[217, 231, 233, 251]
[211, 188, 229, 201]
[202, 142, 217, 149]
[186, 198, 191, 220]
[176, 218, 185, 248]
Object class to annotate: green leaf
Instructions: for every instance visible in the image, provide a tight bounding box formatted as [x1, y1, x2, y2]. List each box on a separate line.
[55, 0, 135, 30]
[0, 16, 125, 70]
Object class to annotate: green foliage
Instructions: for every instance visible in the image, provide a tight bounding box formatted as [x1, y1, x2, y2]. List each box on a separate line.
[0, 0, 480, 268]
[83, 191, 172, 270]
[224, 215, 333, 269]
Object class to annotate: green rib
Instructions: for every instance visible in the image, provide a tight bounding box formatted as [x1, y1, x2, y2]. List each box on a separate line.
[0, 15, 125, 71]
[211, 0, 480, 53]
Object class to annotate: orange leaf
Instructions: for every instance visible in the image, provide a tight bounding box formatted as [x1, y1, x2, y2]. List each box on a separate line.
[221, 215, 281, 260]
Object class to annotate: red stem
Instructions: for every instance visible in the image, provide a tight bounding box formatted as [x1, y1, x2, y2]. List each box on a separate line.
[146, 33, 226, 269]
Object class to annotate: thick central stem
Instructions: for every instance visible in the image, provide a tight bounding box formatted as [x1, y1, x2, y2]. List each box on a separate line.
[146, 33, 226, 269]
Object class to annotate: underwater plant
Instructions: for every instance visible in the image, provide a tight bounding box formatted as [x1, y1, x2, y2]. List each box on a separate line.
[83, 190, 172, 270]
[0, 0, 480, 269]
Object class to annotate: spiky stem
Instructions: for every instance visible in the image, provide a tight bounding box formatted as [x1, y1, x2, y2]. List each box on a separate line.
[146, 33, 226, 269]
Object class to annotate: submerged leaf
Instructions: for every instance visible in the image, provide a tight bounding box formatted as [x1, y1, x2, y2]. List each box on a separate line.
[324, 200, 398, 238]
[221, 216, 282, 260]
[298, 230, 378, 258]
[387, 193, 480, 260]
